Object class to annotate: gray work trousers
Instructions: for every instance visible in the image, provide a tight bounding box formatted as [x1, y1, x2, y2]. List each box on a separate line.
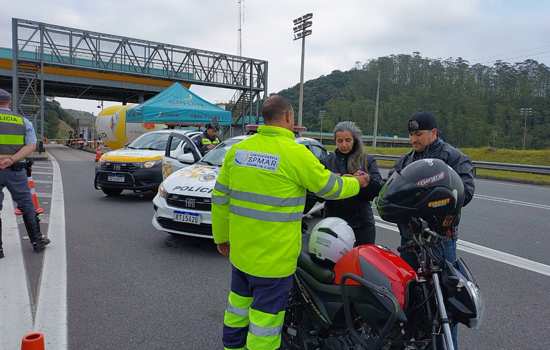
[0, 168, 41, 243]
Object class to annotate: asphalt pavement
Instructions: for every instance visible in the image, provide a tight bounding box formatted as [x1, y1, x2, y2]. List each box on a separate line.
[2, 145, 548, 350]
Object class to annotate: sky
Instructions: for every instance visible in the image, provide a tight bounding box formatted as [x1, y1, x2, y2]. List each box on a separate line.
[2, 0, 550, 114]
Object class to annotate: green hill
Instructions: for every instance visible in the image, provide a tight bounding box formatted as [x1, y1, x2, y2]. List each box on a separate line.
[278, 53, 550, 149]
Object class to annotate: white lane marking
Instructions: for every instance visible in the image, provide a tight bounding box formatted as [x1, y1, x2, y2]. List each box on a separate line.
[474, 194, 550, 210]
[29, 171, 52, 176]
[31, 166, 52, 170]
[373, 216, 550, 277]
[34, 180, 53, 184]
[35, 193, 52, 198]
[34, 153, 67, 349]
[0, 193, 33, 349]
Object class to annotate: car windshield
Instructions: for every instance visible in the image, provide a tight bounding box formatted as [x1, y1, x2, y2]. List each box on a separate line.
[200, 138, 243, 166]
[127, 132, 169, 151]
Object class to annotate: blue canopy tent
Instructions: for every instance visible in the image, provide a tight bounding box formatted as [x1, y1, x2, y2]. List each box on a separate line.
[126, 82, 232, 125]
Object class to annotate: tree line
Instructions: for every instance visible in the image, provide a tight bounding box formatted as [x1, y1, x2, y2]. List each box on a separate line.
[278, 52, 550, 149]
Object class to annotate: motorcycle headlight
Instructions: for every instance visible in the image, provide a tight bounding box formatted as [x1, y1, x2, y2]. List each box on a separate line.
[143, 160, 160, 168]
[444, 258, 484, 329]
[158, 183, 168, 198]
[464, 279, 484, 329]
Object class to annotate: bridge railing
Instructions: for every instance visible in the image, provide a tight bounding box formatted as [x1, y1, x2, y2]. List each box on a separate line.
[12, 18, 267, 92]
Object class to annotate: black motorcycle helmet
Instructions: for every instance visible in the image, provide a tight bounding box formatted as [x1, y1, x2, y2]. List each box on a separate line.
[376, 158, 465, 233]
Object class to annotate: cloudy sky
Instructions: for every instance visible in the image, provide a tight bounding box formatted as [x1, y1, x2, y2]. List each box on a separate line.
[2, 0, 550, 113]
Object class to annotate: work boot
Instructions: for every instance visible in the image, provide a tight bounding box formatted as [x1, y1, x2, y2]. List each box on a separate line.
[22, 211, 51, 253]
[32, 237, 51, 252]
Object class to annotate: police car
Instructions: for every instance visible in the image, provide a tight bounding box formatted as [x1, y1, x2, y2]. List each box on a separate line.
[152, 135, 327, 238]
[95, 129, 201, 196]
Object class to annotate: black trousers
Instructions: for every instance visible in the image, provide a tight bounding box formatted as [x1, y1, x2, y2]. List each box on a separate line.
[353, 223, 376, 246]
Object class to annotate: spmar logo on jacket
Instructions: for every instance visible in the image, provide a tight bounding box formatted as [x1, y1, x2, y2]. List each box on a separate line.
[234, 150, 280, 171]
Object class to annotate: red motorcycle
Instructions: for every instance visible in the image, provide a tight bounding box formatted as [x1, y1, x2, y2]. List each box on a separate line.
[282, 159, 483, 350]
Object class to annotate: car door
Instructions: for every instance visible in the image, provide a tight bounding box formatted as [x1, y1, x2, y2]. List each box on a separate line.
[162, 133, 202, 179]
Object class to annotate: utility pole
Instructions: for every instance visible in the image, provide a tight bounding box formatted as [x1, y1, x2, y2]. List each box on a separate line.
[319, 109, 326, 144]
[520, 107, 533, 149]
[293, 13, 313, 127]
[372, 70, 381, 147]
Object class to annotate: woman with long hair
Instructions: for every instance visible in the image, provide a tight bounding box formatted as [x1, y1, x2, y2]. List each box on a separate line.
[321, 121, 383, 245]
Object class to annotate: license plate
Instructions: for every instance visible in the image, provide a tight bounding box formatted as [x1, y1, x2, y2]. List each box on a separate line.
[107, 175, 125, 183]
[174, 211, 201, 225]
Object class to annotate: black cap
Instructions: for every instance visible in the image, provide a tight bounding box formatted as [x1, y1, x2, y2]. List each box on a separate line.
[0, 89, 11, 102]
[408, 112, 437, 132]
[205, 123, 218, 130]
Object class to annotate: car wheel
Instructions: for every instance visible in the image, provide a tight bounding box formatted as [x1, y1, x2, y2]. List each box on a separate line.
[102, 188, 123, 196]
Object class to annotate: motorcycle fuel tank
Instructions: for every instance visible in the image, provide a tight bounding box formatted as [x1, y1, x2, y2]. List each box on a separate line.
[333, 244, 416, 308]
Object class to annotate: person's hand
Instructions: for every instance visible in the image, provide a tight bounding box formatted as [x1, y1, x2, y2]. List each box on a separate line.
[0, 157, 13, 170]
[355, 173, 370, 188]
[207, 144, 215, 150]
[217, 242, 230, 257]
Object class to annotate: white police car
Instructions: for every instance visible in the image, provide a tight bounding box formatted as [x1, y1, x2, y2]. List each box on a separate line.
[152, 135, 327, 238]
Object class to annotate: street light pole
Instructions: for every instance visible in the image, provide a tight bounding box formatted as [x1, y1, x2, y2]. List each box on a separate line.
[372, 70, 381, 147]
[293, 13, 313, 127]
[298, 35, 306, 127]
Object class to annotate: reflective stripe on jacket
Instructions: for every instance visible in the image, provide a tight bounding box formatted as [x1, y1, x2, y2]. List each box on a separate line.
[212, 125, 360, 277]
[201, 137, 220, 145]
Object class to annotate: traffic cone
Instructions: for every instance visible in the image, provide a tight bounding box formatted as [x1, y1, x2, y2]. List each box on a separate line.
[15, 162, 44, 216]
[21, 332, 45, 350]
[28, 175, 44, 215]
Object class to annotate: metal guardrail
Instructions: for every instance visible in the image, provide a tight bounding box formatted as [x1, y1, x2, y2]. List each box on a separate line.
[302, 131, 410, 146]
[371, 154, 550, 175]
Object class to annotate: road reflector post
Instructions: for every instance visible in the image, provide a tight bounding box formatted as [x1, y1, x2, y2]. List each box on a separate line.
[14, 160, 45, 216]
[21, 332, 45, 350]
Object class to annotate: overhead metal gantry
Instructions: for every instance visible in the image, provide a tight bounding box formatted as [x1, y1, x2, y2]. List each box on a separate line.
[8, 18, 268, 138]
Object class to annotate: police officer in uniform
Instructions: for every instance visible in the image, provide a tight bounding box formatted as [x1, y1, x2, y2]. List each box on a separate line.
[212, 95, 369, 350]
[195, 123, 221, 155]
[392, 111, 475, 349]
[0, 89, 50, 258]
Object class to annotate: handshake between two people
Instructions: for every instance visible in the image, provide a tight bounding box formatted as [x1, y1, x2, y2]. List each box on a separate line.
[339, 170, 370, 188]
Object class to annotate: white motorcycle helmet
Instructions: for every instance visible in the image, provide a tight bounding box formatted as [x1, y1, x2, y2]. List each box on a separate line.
[309, 217, 356, 264]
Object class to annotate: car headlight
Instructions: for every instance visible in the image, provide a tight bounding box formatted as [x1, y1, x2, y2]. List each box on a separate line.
[98, 160, 108, 168]
[158, 183, 168, 198]
[143, 160, 160, 168]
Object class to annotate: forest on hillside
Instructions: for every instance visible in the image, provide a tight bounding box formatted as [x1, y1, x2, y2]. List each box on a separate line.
[278, 52, 550, 149]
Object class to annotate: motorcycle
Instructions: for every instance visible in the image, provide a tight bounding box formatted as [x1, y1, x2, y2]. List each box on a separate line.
[282, 218, 483, 350]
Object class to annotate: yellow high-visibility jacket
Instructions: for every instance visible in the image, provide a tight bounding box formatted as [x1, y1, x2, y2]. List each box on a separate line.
[212, 125, 360, 277]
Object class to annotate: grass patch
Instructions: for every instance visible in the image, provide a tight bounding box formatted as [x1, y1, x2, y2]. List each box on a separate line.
[461, 147, 550, 166]
[324, 145, 550, 165]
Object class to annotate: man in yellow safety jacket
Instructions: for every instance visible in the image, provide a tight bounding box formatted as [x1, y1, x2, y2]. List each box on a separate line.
[0, 88, 50, 259]
[212, 95, 369, 350]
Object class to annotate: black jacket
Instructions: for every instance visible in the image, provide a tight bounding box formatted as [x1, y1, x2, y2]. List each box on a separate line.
[392, 138, 475, 236]
[321, 151, 383, 229]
